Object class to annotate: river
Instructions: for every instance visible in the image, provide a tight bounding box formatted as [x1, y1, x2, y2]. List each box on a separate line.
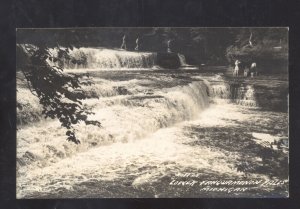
[16, 48, 288, 198]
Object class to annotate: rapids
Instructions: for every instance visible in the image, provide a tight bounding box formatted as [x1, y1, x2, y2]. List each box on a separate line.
[48, 48, 157, 69]
[17, 49, 288, 198]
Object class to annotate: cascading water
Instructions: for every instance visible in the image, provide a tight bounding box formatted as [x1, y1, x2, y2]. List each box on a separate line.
[178, 53, 188, 66]
[203, 77, 257, 107]
[233, 85, 257, 106]
[177, 53, 199, 70]
[48, 48, 157, 69]
[17, 48, 288, 198]
[17, 71, 217, 198]
[17, 64, 212, 170]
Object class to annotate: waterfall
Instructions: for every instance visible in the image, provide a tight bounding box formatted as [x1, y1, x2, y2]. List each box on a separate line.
[17, 79, 210, 170]
[17, 44, 288, 198]
[177, 53, 199, 70]
[178, 53, 188, 66]
[48, 48, 157, 69]
[204, 77, 257, 107]
[233, 85, 257, 107]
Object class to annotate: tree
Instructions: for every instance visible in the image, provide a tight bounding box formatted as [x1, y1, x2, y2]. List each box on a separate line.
[17, 43, 101, 144]
[225, 28, 288, 69]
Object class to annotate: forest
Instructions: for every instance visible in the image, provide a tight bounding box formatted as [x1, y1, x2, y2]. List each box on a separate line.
[17, 27, 288, 67]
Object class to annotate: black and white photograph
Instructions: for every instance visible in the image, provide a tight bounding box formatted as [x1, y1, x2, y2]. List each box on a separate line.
[16, 27, 288, 198]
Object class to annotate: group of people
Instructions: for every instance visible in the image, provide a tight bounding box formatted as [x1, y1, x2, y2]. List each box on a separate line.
[120, 35, 173, 53]
[233, 59, 258, 78]
[120, 35, 140, 51]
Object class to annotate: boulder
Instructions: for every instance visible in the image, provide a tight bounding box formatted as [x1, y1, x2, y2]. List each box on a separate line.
[156, 52, 180, 69]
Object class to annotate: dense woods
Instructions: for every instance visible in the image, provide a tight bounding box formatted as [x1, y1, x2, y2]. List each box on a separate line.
[17, 27, 288, 67]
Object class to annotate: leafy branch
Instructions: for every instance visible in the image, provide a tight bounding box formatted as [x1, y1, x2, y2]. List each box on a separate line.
[17, 44, 101, 144]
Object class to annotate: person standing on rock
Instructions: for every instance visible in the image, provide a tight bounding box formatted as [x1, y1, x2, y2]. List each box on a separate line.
[233, 59, 241, 77]
[120, 35, 127, 50]
[134, 37, 139, 51]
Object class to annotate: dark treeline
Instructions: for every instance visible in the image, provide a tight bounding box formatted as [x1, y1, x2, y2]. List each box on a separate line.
[17, 27, 288, 71]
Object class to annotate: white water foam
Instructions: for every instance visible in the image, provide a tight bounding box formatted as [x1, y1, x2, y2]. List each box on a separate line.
[48, 48, 157, 69]
[17, 101, 259, 198]
[17, 80, 211, 172]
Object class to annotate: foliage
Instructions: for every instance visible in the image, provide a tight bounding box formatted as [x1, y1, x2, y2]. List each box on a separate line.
[225, 28, 288, 65]
[17, 27, 288, 69]
[17, 44, 101, 144]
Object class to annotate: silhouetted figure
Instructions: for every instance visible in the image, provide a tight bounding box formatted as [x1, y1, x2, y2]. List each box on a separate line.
[134, 37, 139, 51]
[120, 35, 127, 50]
[233, 60, 241, 77]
